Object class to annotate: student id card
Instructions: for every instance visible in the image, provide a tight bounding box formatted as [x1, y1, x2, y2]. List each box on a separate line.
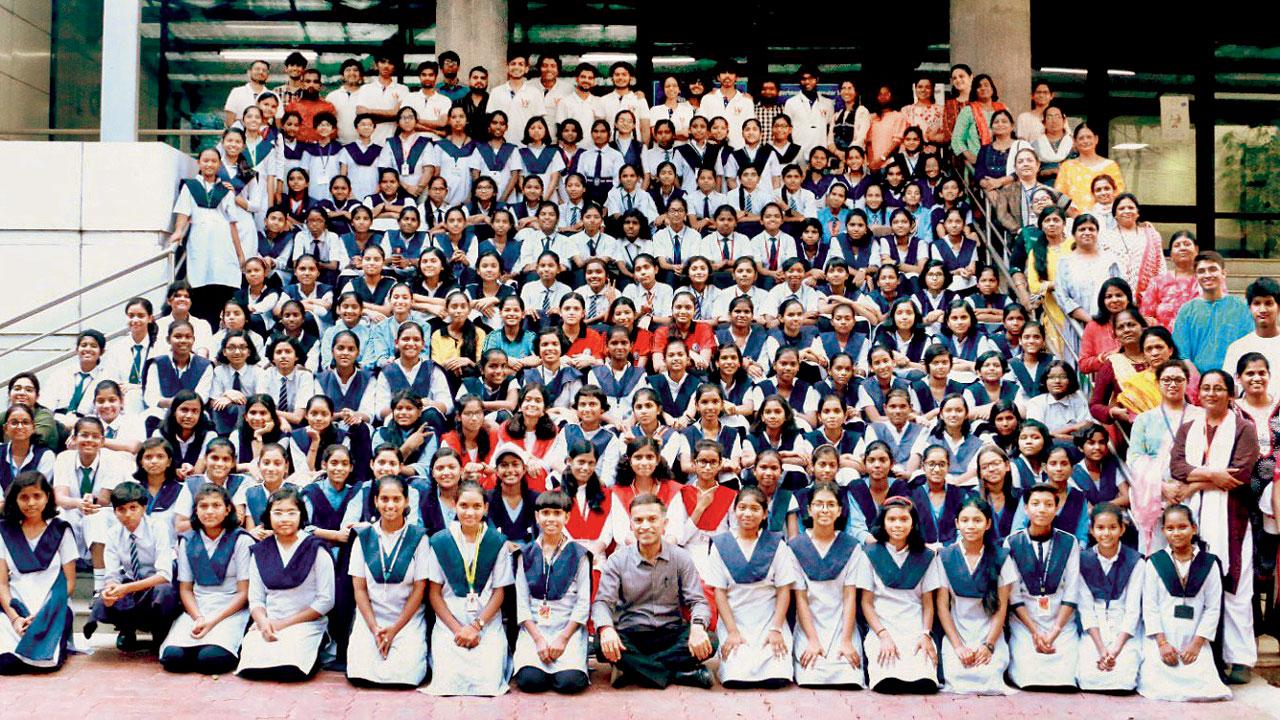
[465, 591, 480, 617]
[1174, 604, 1195, 620]
[1035, 595, 1053, 618]
[537, 602, 552, 623]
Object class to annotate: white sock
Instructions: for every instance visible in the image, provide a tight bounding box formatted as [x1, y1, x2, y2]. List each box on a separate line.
[93, 569, 105, 592]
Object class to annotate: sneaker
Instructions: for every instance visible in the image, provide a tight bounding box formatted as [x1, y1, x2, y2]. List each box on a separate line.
[1224, 664, 1252, 685]
[82, 620, 98, 640]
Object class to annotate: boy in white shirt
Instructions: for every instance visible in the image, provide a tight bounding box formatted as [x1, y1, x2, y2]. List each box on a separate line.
[487, 52, 546, 144]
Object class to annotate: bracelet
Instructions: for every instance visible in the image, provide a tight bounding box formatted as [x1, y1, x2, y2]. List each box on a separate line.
[876, 628, 889, 637]
[982, 641, 995, 652]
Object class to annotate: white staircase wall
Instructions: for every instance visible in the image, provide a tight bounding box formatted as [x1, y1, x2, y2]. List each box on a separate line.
[0, 141, 192, 385]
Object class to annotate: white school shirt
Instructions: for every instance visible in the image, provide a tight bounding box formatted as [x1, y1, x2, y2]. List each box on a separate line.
[96, 414, 147, 448]
[488, 80, 548, 144]
[515, 228, 573, 270]
[599, 90, 648, 129]
[783, 93, 836, 156]
[557, 200, 587, 230]
[650, 226, 703, 265]
[268, 138, 303, 182]
[325, 86, 365, 143]
[642, 146, 680, 177]
[142, 356, 214, 408]
[290, 229, 351, 268]
[727, 184, 776, 218]
[685, 188, 728, 222]
[649, 102, 695, 138]
[103, 514, 175, 585]
[356, 79, 412, 142]
[154, 315, 217, 359]
[260, 367, 316, 414]
[572, 284, 616, 320]
[467, 142, 523, 196]
[49, 364, 116, 418]
[518, 145, 568, 193]
[767, 281, 825, 315]
[577, 145, 625, 187]
[371, 359, 454, 417]
[605, 186, 658, 223]
[53, 449, 130, 500]
[621, 282, 674, 320]
[698, 231, 753, 265]
[377, 133, 439, 187]
[556, 91, 605, 135]
[751, 230, 799, 273]
[104, 335, 157, 387]
[210, 363, 268, 399]
[674, 142, 716, 194]
[777, 187, 819, 219]
[566, 231, 623, 266]
[403, 90, 453, 135]
[301, 142, 345, 201]
[336, 140, 386, 200]
[520, 281, 573, 315]
[615, 238, 657, 270]
[723, 145, 783, 190]
[697, 89, 755, 148]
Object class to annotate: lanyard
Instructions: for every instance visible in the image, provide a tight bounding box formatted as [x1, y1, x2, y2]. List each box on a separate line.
[378, 524, 407, 578]
[540, 538, 567, 599]
[463, 526, 486, 592]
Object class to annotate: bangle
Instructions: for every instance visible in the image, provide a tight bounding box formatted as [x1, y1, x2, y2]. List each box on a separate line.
[876, 628, 889, 637]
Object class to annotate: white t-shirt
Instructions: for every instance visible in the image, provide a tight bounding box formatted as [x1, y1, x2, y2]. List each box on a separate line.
[1223, 331, 1280, 397]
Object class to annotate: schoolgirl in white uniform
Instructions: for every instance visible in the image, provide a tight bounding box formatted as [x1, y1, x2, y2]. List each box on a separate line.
[705, 486, 800, 689]
[790, 481, 864, 688]
[160, 484, 254, 674]
[512, 489, 592, 694]
[935, 495, 1016, 695]
[346, 476, 431, 688]
[424, 479, 515, 696]
[236, 487, 335, 681]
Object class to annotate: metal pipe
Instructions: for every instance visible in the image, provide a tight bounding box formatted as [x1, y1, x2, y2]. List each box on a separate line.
[0, 247, 175, 332]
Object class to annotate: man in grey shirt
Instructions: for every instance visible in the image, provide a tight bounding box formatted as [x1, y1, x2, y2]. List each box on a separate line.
[591, 492, 717, 688]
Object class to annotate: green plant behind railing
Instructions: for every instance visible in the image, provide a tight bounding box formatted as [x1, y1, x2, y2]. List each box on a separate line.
[1217, 125, 1280, 258]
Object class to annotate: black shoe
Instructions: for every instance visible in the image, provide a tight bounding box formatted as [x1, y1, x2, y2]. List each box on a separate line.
[116, 632, 144, 652]
[610, 667, 632, 689]
[82, 620, 98, 640]
[672, 667, 713, 689]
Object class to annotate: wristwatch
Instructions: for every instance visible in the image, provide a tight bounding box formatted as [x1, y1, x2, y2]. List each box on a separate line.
[982, 641, 995, 653]
[692, 618, 708, 628]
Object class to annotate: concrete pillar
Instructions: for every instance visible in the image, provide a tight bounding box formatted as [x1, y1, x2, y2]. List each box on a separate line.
[950, 0, 1032, 117]
[435, 0, 509, 81]
[100, 0, 141, 142]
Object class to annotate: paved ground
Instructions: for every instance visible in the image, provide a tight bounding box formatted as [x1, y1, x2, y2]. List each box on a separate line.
[7, 642, 1280, 720]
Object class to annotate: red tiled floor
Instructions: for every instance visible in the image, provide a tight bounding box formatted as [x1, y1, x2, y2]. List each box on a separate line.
[4, 648, 1277, 720]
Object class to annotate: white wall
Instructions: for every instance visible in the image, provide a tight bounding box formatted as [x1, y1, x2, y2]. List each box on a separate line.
[0, 141, 192, 385]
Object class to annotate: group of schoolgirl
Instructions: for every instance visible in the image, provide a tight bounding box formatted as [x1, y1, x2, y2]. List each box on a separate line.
[0, 423, 1232, 704]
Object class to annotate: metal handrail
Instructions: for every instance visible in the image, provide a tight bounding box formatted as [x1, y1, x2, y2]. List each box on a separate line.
[0, 279, 173, 363]
[0, 246, 176, 335]
[0, 314, 153, 389]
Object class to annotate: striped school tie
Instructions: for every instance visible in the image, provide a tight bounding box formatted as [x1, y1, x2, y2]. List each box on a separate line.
[128, 533, 142, 581]
[278, 376, 290, 412]
[129, 345, 144, 384]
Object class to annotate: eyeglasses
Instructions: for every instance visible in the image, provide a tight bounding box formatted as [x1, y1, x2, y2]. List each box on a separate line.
[924, 460, 948, 469]
[1159, 377, 1187, 386]
[269, 509, 301, 518]
[810, 501, 840, 510]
